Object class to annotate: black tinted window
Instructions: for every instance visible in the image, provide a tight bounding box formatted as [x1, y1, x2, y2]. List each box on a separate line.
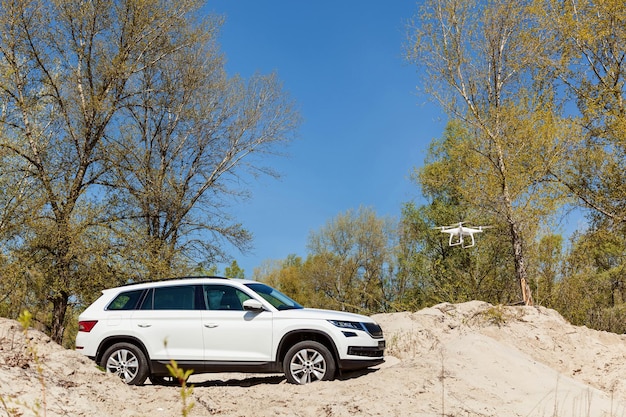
[107, 290, 144, 310]
[203, 284, 250, 311]
[153, 285, 196, 310]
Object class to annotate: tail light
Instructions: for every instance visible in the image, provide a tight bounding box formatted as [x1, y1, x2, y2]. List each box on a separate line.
[78, 320, 98, 332]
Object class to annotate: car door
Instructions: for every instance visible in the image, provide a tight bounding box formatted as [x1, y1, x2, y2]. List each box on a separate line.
[130, 284, 204, 361]
[201, 284, 273, 362]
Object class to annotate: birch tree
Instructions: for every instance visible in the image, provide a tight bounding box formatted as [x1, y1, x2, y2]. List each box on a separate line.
[536, 0, 626, 225]
[407, 0, 575, 305]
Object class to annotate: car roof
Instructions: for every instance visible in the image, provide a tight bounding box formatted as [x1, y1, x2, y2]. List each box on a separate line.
[105, 276, 259, 292]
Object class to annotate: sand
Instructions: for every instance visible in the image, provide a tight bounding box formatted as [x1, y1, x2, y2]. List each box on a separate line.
[1, 301, 626, 417]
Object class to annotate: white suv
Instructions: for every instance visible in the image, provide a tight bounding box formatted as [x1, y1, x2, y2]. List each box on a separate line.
[75, 277, 385, 385]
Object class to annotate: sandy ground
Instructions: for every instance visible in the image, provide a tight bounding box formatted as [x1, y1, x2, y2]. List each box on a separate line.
[1, 301, 626, 417]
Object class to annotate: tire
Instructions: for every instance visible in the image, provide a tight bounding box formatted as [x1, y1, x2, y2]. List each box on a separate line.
[283, 341, 336, 384]
[101, 342, 149, 385]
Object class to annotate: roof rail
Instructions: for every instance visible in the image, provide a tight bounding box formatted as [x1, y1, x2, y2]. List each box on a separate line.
[120, 275, 229, 287]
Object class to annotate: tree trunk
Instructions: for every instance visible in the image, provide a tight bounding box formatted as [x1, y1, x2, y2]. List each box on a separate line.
[50, 290, 68, 344]
[498, 146, 533, 306]
[510, 222, 533, 306]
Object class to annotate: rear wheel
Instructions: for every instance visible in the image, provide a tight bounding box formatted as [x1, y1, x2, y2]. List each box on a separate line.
[101, 342, 149, 385]
[283, 341, 336, 384]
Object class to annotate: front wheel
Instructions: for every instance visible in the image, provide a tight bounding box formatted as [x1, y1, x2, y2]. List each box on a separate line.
[101, 342, 149, 385]
[283, 341, 336, 384]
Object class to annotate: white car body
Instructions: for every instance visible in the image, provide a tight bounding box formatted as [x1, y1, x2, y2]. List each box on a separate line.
[76, 277, 385, 385]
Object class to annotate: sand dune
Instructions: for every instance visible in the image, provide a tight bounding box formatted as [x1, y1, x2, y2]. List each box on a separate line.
[2, 301, 625, 417]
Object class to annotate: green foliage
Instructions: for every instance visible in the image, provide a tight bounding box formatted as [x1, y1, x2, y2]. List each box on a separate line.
[536, 0, 626, 224]
[552, 227, 626, 333]
[407, 0, 578, 305]
[304, 207, 396, 313]
[400, 0, 626, 333]
[224, 260, 245, 278]
[254, 209, 405, 314]
[529, 233, 563, 306]
[166, 360, 195, 417]
[256, 256, 313, 306]
[392, 203, 431, 311]
[586, 305, 626, 335]
[398, 201, 519, 307]
[476, 305, 513, 328]
[193, 263, 220, 277]
[404, 0, 626, 320]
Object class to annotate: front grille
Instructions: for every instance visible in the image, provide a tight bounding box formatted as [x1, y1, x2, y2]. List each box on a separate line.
[362, 322, 384, 338]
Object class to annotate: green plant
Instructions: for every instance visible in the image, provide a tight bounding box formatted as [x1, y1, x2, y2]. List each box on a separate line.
[476, 305, 511, 327]
[166, 360, 195, 417]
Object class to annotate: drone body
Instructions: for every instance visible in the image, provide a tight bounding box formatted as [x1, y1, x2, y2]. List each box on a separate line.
[434, 222, 492, 248]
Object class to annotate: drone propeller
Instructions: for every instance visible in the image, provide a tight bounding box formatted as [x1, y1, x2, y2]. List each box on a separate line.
[447, 221, 465, 227]
[432, 222, 464, 230]
[432, 222, 494, 231]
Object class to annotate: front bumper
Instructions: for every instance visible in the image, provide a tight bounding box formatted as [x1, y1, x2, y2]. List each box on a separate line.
[338, 357, 385, 371]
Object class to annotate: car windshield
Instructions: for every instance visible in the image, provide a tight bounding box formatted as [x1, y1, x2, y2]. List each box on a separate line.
[245, 283, 303, 310]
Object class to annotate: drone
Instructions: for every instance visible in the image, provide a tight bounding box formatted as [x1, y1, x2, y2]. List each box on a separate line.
[433, 222, 493, 248]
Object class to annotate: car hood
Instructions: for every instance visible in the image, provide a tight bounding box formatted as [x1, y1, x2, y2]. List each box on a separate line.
[273, 307, 377, 323]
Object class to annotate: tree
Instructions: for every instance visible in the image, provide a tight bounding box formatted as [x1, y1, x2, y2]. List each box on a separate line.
[399, 199, 518, 307]
[0, 0, 298, 343]
[554, 228, 626, 333]
[0, 0, 175, 342]
[536, 0, 626, 225]
[108, 39, 299, 278]
[304, 207, 395, 313]
[530, 0, 626, 332]
[407, 0, 575, 305]
[224, 260, 245, 279]
[528, 233, 563, 306]
[393, 203, 430, 310]
[255, 255, 313, 305]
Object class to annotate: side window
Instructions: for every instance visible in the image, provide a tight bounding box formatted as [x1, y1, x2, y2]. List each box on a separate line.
[107, 290, 144, 310]
[203, 285, 251, 311]
[152, 285, 196, 310]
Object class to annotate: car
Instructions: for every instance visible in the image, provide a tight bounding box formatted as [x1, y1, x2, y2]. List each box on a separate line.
[75, 277, 385, 385]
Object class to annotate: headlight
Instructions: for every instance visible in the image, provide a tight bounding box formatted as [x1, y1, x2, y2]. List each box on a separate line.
[328, 320, 364, 331]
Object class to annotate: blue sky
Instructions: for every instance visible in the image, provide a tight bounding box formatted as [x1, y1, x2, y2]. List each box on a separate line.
[205, 1, 447, 275]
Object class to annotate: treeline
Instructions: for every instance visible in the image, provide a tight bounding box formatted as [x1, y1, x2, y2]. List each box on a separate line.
[252, 205, 626, 335]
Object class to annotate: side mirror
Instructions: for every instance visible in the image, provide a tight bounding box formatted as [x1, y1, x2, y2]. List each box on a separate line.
[243, 299, 265, 312]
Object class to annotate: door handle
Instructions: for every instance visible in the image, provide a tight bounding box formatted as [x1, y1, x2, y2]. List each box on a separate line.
[137, 324, 151, 328]
[204, 323, 219, 328]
